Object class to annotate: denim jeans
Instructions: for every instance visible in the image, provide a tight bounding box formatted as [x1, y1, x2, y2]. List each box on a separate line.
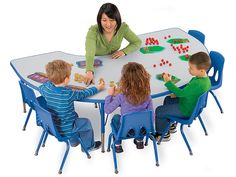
[155, 96, 186, 134]
[69, 118, 94, 150]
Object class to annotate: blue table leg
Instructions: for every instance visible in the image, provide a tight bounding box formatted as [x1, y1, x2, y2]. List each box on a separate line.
[99, 102, 105, 153]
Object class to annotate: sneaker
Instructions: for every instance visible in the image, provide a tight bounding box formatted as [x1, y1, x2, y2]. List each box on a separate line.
[169, 123, 177, 133]
[162, 131, 171, 142]
[115, 144, 124, 153]
[93, 141, 102, 150]
[133, 139, 144, 149]
[82, 141, 101, 152]
[154, 131, 171, 142]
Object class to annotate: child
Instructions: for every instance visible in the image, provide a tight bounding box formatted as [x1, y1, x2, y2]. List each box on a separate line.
[39, 59, 105, 151]
[104, 62, 154, 153]
[155, 51, 211, 141]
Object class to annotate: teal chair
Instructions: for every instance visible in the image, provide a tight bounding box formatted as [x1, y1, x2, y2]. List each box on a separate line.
[188, 30, 205, 44]
[18, 80, 46, 130]
[107, 110, 159, 174]
[34, 103, 91, 174]
[158, 92, 209, 155]
[208, 51, 225, 113]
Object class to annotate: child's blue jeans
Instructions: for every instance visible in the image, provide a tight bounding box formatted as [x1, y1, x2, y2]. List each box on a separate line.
[155, 96, 187, 134]
[69, 118, 95, 150]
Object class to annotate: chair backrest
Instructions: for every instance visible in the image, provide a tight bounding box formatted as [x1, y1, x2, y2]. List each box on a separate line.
[34, 103, 64, 141]
[208, 51, 225, 89]
[116, 110, 154, 140]
[189, 92, 209, 123]
[188, 30, 205, 44]
[19, 80, 38, 108]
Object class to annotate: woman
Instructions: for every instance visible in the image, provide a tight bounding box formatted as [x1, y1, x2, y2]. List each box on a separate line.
[84, 3, 142, 85]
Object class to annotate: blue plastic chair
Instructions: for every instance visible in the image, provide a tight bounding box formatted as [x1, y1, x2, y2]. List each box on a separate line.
[18, 80, 46, 130]
[158, 92, 209, 155]
[107, 110, 159, 174]
[208, 51, 225, 113]
[34, 103, 91, 174]
[188, 30, 205, 44]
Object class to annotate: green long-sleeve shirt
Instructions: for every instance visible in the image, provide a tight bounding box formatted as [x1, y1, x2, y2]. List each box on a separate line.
[85, 22, 142, 71]
[165, 76, 211, 117]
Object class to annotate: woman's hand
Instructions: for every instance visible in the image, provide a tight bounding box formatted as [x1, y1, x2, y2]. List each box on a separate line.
[111, 50, 125, 59]
[84, 71, 94, 86]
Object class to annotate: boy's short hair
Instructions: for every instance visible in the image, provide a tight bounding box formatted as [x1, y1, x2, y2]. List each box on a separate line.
[189, 52, 211, 71]
[46, 59, 71, 85]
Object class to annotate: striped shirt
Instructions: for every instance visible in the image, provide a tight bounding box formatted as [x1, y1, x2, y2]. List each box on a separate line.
[39, 81, 98, 137]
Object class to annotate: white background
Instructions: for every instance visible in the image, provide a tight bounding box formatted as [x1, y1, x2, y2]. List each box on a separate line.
[0, 0, 234, 176]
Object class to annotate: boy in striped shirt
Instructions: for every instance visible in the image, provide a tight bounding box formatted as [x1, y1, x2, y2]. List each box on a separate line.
[39, 59, 105, 151]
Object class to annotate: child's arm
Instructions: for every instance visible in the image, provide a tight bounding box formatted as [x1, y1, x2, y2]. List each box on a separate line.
[104, 94, 121, 114]
[72, 87, 99, 101]
[164, 78, 199, 97]
[71, 79, 105, 101]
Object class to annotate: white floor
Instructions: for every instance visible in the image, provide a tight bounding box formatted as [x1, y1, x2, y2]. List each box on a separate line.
[1, 0, 235, 176]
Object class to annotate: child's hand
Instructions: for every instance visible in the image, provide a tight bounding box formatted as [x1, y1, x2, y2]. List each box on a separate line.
[170, 93, 176, 98]
[97, 78, 105, 91]
[108, 86, 116, 96]
[163, 73, 172, 82]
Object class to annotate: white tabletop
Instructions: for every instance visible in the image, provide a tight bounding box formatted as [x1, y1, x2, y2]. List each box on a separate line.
[11, 28, 208, 102]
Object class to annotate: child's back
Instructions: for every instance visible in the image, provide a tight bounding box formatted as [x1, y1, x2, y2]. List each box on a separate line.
[40, 81, 97, 137]
[39, 59, 105, 150]
[104, 62, 153, 152]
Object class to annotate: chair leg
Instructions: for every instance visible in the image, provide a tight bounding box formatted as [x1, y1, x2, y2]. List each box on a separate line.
[198, 115, 208, 135]
[35, 130, 47, 156]
[149, 135, 159, 166]
[42, 132, 48, 147]
[145, 135, 149, 146]
[180, 124, 193, 155]
[58, 141, 70, 174]
[210, 90, 223, 113]
[22, 108, 32, 131]
[23, 102, 26, 113]
[78, 137, 91, 159]
[111, 142, 118, 174]
[158, 122, 171, 145]
[107, 133, 113, 152]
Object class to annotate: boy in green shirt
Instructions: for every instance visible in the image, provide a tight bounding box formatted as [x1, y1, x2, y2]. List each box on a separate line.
[155, 52, 211, 141]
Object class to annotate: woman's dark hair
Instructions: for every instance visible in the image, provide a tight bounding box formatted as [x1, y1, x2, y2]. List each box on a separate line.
[97, 3, 122, 34]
